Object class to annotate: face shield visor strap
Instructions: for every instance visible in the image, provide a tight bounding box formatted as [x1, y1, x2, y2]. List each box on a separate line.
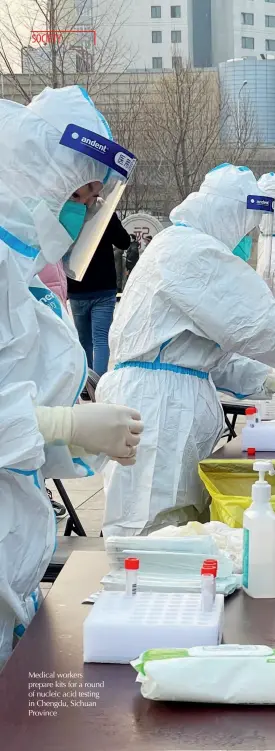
[59, 124, 137, 281]
[247, 194, 274, 289]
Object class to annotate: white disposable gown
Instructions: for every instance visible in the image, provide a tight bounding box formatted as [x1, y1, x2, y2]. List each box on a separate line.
[0, 86, 111, 667]
[97, 164, 275, 538]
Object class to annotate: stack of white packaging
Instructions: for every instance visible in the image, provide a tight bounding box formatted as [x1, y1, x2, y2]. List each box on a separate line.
[100, 536, 240, 596]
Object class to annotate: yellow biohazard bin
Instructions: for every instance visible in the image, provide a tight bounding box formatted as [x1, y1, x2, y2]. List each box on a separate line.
[198, 459, 275, 528]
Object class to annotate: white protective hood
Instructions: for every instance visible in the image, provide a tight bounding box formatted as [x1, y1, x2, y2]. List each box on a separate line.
[170, 164, 267, 251]
[0, 85, 110, 274]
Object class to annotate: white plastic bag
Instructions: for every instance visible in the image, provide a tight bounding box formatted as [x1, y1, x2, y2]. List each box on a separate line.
[149, 522, 243, 574]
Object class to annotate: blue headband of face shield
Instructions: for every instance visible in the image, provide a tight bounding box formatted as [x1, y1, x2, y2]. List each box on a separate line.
[247, 195, 274, 213]
[59, 124, 136, 181]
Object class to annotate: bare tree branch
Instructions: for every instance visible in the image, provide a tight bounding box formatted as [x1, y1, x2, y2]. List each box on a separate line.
[139, 61, 260, 213]
[0, 0, 136, 96]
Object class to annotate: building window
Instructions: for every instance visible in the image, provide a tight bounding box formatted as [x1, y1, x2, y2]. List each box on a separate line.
[266, 38, 275, 49]
[241, 12, 254, 25]
[76, 49, 93, 72]
[152, 30, 162, 42]
[151, 5, 161, 18]
[241, 36, 254, 49]
[266, 14, 275, 25]
[172, 55, 182, 69]
[171, 6, 181, 18]
[171, 30, 181, 42]
[152, 56, 163, 69]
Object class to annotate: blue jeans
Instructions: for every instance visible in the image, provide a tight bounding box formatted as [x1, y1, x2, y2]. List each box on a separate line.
[70, 293, 116, 377]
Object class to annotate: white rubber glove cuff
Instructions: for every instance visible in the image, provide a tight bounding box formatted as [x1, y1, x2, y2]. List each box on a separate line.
[35, 406, 74, 445]
[264, 373, 275, 396]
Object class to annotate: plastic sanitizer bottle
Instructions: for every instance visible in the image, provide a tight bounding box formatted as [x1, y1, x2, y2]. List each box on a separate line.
[243, 461, 275, 598]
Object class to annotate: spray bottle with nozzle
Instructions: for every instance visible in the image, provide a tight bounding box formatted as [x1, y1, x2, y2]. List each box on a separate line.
[243, 461, 275, 598]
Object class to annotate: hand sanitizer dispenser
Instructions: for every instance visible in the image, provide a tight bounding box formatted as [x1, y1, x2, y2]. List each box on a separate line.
[243, 461, 275, 598]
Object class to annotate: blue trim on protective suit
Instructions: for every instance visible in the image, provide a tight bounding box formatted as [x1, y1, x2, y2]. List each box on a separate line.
[173, 222, 191, 227]
[0, 226, 39, 258]
[208, 164, 250, 174]
[73, 457, 94, 476]
[160, 339, 172, 352]
[208, 163, 230, 173]
[5, 467, 41, 488]
[115, 338, 209, 379]
[14, 624, 25, 637]
[31, 590, 39, 613]
[217, 387, 253, 400]
[115, 361, 209, 379]
[153, 339, 172, 365]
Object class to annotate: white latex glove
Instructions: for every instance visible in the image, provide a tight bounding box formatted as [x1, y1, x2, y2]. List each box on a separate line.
[35, 403, 143, 464]
[264, 373, 275, 395]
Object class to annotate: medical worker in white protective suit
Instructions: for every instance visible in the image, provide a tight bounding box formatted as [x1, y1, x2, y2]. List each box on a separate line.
[96, 163, 275, 539]
[257, 172, 275, 295]
[0, 85, 143, 668]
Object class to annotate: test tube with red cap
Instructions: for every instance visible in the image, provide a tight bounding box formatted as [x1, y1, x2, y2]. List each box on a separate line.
[125, 558, 139, 596]
[200, 559, 217, 611]
[245, 407, 257, 428]
[202, 559, 218, 600]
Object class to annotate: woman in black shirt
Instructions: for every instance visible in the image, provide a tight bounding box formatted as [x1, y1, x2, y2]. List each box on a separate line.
[68, 213, 130, 377]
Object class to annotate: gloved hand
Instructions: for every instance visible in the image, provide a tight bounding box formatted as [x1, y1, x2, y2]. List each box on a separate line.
[35, 403, 143, 464]
[70, 403, 143, 462]
[264, 373, 275, 395]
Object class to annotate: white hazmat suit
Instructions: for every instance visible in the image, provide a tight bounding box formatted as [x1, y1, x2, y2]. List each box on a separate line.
[97, 164, 275, 538]
[257, 172, 275, 295]
[0, 85, 142, 667]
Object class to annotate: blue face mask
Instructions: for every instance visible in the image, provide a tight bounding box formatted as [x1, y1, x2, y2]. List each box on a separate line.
[232, 236, 253, 262]
[59, 200, 87, 241]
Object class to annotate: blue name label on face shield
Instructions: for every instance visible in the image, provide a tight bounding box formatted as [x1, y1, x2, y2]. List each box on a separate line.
[59, 124, 137, 179]
[247, 195, 274, 212]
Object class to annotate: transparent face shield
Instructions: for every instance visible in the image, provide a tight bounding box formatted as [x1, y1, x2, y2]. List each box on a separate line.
[63, 178, 126, 281]
[247, 194, 274, 290]
[59, 124, 137, 281]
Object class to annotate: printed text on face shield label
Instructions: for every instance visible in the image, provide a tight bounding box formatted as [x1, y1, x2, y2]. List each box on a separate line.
[28, 672, 104, 716]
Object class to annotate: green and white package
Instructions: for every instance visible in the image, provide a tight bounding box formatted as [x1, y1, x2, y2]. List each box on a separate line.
[131, 645, 275, 704]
